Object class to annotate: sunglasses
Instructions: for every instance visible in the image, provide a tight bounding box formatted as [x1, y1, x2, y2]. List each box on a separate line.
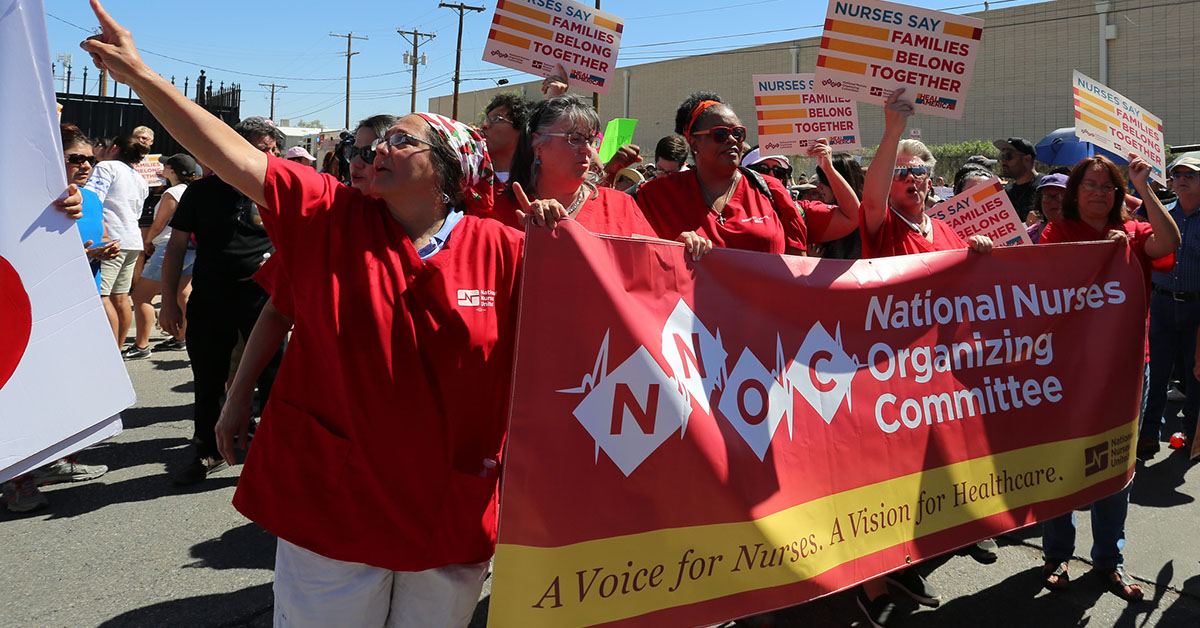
[1172, 170, 1199, 181]
[543, 132, 601, 149]
[691, 125, 747, 144]
[749, 164, 791, 179]
[892, 165, 931, 180]
[348, 145, 376, 164]
[371, 132, 435, 153]
[66, 153, 97, 166]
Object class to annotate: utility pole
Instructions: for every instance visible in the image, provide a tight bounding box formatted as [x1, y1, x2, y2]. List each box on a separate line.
[259, 83, 288, 121]
[397, 28, 436, 114]
[330, 32, 368, 129]
[439, 2, 485, 120]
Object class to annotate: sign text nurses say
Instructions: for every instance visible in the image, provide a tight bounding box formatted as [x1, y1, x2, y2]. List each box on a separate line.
[1072, 71, 1167, 185]
[814, 0, 983, 119]
[753, 74, 861, 155]
[483, 0, 624, 94]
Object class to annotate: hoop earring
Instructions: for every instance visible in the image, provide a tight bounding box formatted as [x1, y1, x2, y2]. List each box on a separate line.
[442, 192, 451, 205]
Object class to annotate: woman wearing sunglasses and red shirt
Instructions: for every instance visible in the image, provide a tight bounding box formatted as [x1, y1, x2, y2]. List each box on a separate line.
[636, 91, 809, 254]
[860, 89, 992, 258]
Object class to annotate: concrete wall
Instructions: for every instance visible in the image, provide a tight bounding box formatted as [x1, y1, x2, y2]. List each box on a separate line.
[431, 0, 1198, 154]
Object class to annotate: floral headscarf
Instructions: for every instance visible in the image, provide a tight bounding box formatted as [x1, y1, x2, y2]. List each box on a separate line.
[416, 112, 495, 215]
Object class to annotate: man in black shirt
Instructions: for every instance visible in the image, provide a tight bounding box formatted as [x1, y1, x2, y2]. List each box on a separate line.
[993, 137, 1044, 221]
[160, 117, 285, 485]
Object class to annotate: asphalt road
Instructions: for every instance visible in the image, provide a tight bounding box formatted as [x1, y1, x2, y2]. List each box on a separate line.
[3, 339, 1199, 627]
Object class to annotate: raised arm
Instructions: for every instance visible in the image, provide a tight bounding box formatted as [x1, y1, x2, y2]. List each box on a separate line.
[808, 138, 860, 241]
[80, 0, 268, 206]
[1129, 155, 1181, 259]
[861, 89, 914, 238]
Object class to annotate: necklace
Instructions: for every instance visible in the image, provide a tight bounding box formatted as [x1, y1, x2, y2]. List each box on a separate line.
[891, 207, 930, 237]
[700, 171, 739, 225]
[566, 184, 593, 216]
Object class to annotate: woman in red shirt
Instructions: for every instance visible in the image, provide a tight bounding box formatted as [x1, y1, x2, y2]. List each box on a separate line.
[84, 5, 520, 625]
[859, 89, 992, 258]
[1038, 154, 1178, 602]
[636, 91, 810, 254]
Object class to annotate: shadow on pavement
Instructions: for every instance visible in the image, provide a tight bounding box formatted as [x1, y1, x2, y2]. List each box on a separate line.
[1155, 575, 1200, 627]
[95, 582, 272, 628]
[186, 522, 275, 571]
[1131, 451, 1195, 508]
[117, 403, 194, 429]
[0, 467, 240, 522]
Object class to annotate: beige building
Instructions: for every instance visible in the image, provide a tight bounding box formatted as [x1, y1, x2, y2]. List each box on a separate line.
[431, 0, 1197, 154]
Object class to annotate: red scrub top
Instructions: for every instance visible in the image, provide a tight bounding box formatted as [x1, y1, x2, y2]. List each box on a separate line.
[253, 254, 294, 318]
[798, 201, 843, 245]
[861, 205, 966, 258]
[233, 156, 524, 572]
[487, 185, 657, 237]
[1040, 218, 1172, 363]
[636, 169, 807, 254]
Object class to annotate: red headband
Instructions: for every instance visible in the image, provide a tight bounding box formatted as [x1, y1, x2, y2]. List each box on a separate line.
[685, 100, 722, 139]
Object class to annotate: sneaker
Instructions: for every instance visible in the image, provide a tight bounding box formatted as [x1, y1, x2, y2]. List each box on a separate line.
[173, 456, 228, 486]
[154, 337, 186, 351]
[884, 568, 941, 607]
[36, 457, 108, 485]
[1167, 386, 1186, 402]
[1136, 438, 1161, 460]
[2, 475, 49, 513]
[968, 538, 999, 564]
[856, 589, 900, 628]
[122, 344, 152, 360]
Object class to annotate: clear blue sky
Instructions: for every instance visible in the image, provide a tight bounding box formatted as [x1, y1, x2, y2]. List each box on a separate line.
[43, 0, 1041, 129]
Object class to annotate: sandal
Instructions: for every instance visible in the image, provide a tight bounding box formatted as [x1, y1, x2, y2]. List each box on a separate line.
[1096, 566, 1144, 602]
[1041, 560, 1070, 591]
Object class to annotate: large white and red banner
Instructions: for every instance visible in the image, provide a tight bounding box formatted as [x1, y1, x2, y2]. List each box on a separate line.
[0, 0, 133, 482]
[490, 223, 1144, 627]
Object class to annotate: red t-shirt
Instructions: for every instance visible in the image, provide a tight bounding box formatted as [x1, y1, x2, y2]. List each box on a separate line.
[233, 156, 523, 572]
[636, 170, 807, 254]
[488, 186, 656, 237]
[861, 206, 966, 258]
[253, 254, 294, 318]
[1039, 218, 1170, 363]
[799, 201, 842, 244]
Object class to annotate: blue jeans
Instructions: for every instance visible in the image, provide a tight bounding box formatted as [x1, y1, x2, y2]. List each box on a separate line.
[1042, 364, 1148, 569]
[1143, 293, 1200, 441]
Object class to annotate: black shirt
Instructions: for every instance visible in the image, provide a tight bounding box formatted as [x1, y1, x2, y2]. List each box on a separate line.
[169, 175, 273, 288]
[1005, 173, 1044, 221]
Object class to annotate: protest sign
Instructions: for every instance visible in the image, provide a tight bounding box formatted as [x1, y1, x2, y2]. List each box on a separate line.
[813, 0, 984, 120]
[929, 177, 1031, 246]
[0, 0, 134, 482]
[133, 154, 167, 187]
[752, 74, 861, 155]
[483, 0, 624, 94]
[489, 222, 1142, 626]
[597, 118, 637, 164]
[1072, 71, 1166, 185]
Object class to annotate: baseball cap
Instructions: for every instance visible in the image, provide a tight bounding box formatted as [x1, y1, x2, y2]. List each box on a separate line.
[993, 137, 1036, 157]
[965, 155, 997, 167]
[285, 146, 316, 162]
[164, 153, 200, 178]
[740, 148, 791, 170]
[1037, 173, 1068, 190]
[1168, 156, 1200, 173]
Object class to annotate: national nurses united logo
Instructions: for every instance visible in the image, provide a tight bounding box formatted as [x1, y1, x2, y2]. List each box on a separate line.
[558, 299, 860, 475]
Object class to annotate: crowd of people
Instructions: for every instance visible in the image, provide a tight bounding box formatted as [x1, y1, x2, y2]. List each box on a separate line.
[9, 2, 1199, 627]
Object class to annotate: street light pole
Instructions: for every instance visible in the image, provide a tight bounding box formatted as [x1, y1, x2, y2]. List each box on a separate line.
[439, 2, 485, 120]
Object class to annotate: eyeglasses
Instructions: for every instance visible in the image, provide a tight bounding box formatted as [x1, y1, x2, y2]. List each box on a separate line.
[749, 164, 791, 179]
[370, 132, 435, 153]
[1080, 180, 1119, 195]
[484, 114, 513, 126]
[348, 145, 376, 164]
[691, 125, 747, 144]
[1172, 170, 1199, 181]
[1001, 151, 1020, 161]
[892, 165, 931, 180]
[543, 132, 601, 149]
[66, 153, 97, 166]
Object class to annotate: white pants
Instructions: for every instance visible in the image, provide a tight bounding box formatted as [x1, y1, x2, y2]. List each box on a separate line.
[273, 539, 489, 628]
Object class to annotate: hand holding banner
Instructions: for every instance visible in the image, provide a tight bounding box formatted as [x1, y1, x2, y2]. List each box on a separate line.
[752, 74, 861, 155]
[483, 0, 624, 94]
[813, 0, 983, 120]
[929, 177, 1031, 246]
[1072, 71, 1166, 185]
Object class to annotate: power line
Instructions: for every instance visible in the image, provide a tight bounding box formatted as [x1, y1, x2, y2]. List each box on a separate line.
[438, 2, 486, 120]
[259, 83, 287, 120]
